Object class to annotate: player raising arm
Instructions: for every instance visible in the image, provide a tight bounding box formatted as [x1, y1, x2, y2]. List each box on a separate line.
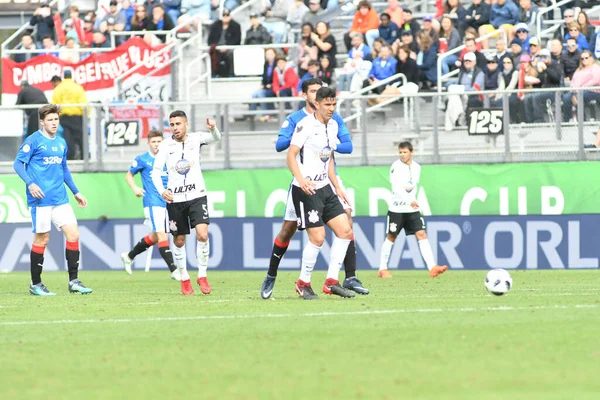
[120, 129, 180, 280]
[13, 104, 92, 296]
[378, 142, 448, 278]
[287, 87, 356, 299]
[152, 111, 221, 296]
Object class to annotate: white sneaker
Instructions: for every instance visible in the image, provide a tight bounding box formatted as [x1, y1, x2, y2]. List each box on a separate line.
[120, 253, 133, 275]
[170, 269, 182, 281]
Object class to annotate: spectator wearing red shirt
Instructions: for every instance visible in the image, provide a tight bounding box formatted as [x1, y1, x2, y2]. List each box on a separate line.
[273, 56, 300, 97]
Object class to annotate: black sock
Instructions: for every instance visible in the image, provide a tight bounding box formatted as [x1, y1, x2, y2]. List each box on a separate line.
[128, 235, 154, 260]
[344, 239, 357, 280]
[66, 249, 80, 281]
[267, 238, 289, 277]
[158, 242, 176, 273]
[30, 245, 45, 285]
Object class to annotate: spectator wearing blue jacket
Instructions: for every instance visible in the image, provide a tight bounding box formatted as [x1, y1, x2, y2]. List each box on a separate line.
[365, 13, 398, 48]
[564, 22, 589, 51]
[590, 30, 600, 59]
[363, 44, 397, 94]
[416, 31, 439, 88]
[490, 0, 519, 37]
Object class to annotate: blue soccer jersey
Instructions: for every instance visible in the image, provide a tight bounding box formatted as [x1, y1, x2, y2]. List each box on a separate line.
[129, 151, 168, 207]
[15, 131, 71, 207]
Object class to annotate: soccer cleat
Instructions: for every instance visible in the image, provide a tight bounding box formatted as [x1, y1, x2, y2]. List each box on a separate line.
[343, 277, 369, 295]
[29, 282, 56, 296]
[323, 278, 355, 298]
[260, 274, 276, 299]
[120, 252, 133, 275]
[429, 265, 448, 278]
[170, 269, 182, 281]
[378, 269, 393, 278]
[181, 279, 194, 296]
[197, 277, 212, 294]
[68, 280, 92, 294]
[295, 280, 318, 300]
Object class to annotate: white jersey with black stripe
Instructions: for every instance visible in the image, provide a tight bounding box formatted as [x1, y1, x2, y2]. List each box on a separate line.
[290, 114, 338, 190]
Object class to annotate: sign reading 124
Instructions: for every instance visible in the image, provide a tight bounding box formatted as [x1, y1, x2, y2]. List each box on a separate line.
[105, 120, 139, 146]
[467, 109, 503, 135]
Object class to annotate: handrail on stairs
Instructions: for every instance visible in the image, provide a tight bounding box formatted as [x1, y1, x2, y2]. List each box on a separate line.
[536, 0, 573, 38]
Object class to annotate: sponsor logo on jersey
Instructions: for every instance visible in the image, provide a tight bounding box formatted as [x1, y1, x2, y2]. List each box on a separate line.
[314, 146, 332, 163]
[308, 210, 319, 224]
[52, 146, 58, 152]
[306, 173, 327, 182]
[42, 156, 63, 165]
[173, 184, 196, 194]
[22, 144, 31, 153]
[174, 159, 192, 175]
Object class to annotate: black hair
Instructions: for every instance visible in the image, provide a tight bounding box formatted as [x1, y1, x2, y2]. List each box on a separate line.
[380, 12, 391, 19]
[169, 110, 187, 119]
[398, 141, 413, 151]
[50, 75, 62, 83]
[301, 77, 323, 93]
[307, 59, 320, 67]
[315, 87, 336, 102]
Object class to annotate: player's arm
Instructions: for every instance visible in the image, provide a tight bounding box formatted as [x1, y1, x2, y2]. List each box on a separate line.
[328, 155, 352, 208]
[61, 146, 87, 207]
[275, 117, 295, 152]
[389, 162, 402, 194]
[196, 118, 222, 144]
[286, 145, 315, 195]
[333, 113, 353, 154]
[152, 144, 172, 202]
[13, 138, 44, 199]
[126, 157, 145, 197]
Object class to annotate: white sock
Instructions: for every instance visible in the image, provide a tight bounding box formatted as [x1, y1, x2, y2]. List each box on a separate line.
[197, 240, 209, 278]
[173, 244, 189, 280]
[299, 241, 321, 283]
[419, 239, 436, 270]
[327, 236, 351, 281]
[379, 238, 394, 271]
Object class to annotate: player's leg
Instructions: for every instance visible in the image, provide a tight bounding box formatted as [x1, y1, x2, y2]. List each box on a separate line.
[322, 199, 355, 298]
[378, 211, 399, 278]
[151, 207, 179, 279]
[408, 213, 448, 278]
[293, 186, 321, 300]
[261, 219, 297, 299]
[189, 197, 211, 294]
[29, 207, 56, 296]
[167, 201, 193, 295]
[121, 207, 156, 275]
[340, 210, 369, 294]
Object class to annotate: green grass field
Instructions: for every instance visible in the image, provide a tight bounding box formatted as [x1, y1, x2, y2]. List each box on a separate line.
[1, 270, 599, 400]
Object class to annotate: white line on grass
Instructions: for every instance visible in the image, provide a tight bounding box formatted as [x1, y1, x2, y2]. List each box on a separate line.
[0, 304, 596, 327]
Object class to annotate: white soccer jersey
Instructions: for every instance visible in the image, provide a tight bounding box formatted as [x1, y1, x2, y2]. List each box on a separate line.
[152, 128, 221, 203]
[290, 114, 338, 190]
[388, 159, 421, 213]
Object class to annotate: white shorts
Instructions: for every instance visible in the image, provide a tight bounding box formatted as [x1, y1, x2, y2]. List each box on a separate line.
[144, 206, 168, 233]
[30, 203, 77, 233]
[283, 177, 350, 222]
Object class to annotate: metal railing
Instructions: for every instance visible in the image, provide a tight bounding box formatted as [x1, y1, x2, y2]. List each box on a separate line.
[536, 0, 573, 40]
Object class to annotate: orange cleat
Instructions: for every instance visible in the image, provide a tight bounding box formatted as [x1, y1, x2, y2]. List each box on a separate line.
[197, 277, 212, 294]
[181, 279, 194, 296]
[378, 269, 393, 278]
[429, 265, 448, 278]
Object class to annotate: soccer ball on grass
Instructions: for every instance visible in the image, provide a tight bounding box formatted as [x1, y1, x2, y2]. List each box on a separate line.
[484, 269, 513, 296]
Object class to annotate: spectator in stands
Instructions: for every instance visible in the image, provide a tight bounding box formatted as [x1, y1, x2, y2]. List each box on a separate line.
[490, 0, 519, 40]
[562, 37, 581, 83]
[162, 0, 182, 25]
[349, 32, 372, 61]
[40, 36, 59, 57]
[395, 44, 419, 84]
[147, 5, 176, 43]
[250, 48, 278, 121]
[288, 0, 309, 29]
[51, 75, 62, 88]
[371, 37, 385, 59]
[564, 22, 589, 51]
[15, 34, 37, 63]
[514, 23, 531, 53]
[439, 16, 461, 75]
[296, 22, 317, 77]
[561, 50, 600, 122]
[590, 28, 600, 59]
[178, 0, 211, 32]
[318, 55, 334, 87]
[52, 70, 87, 160]
[550, 38, 563, 62]
[121, 0, 136, 30]
[445, 52, 484, 129]
[344, 1, 379, 51]
[484, 56, 500, 90]
[261, 0, 291, 44]
[465, 0, 490, 38]
[517, 0, 538, 30]
[245, 13, 272, 45]
[130, 5, 150, 32]
[555, 9, 575, 41]
[364, 43, 397, 93]
[398, 30, 418, 56]
[101, 1, 126, 36]
[207, 8, 241, 77]
[313, 21, 337, 67]
[495, 38, 510, 63]
[303, 0, 325, 25]
[91, 30, 111, 48]
[400, 9, 420, 40]
[16, 81, 49, 137]
[337, 34, 371, 91]
[443, 0, 468, 35]
[577, 11, 593, 44]
[416, 32, 438, 89]
[528, 36, 541, 60]
[59, 37, 80, 63]
[523, 49, 563, 123]
[30, 4, 54, 43]
[63, 5, 85, 44]
[509, 38, 524, 68]
[421, 16, 439, 42]
[143, 0, 161, 15]
[273, 56, 300, 99]
[82, 16, 95, 46]
[460, 38, 487, 71]
[384, 0, 404, 27]
[492, 56, 519, 120]
[298, 60, 321, 92]
[366, 12, 398, 48]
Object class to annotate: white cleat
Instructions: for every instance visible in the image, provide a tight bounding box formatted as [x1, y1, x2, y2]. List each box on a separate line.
[120, 252, 133, 275]
[170, 269, 182, 281]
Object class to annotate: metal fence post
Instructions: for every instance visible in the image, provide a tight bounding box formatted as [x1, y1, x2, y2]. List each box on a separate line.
[223, 104, 231, 169]
[432, 93, 440, 163]
[278, 101, 285, 124]
[360, 98, 368, 165]
[503, 93, 511, 161]
[82, 106, 89, 171]
[555, 91, 562, 140]
[577, 89, 585, 161]
[95, 107, 103, 171]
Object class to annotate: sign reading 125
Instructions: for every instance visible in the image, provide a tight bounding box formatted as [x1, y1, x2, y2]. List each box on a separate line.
[467, 109, 503, 135]
[105, 121, 139, 146]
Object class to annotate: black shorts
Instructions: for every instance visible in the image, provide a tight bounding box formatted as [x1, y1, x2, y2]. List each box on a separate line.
[387, 211, 426, 236]
[292, 185, 345, 231]
[166, 196, 210, 235]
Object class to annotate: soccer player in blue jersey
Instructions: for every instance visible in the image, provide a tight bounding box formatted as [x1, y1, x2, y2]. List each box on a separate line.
[120, 129, 180, 280]
[13, 104, 92, 296]
[260, 78, 369, 299]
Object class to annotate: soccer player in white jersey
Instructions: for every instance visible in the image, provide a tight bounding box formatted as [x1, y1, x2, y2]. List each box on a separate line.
[287, 87, 356, 299]
[152, 111, 221, 296]
[13, 104, 92, 295]
[378, 142, 448, 278]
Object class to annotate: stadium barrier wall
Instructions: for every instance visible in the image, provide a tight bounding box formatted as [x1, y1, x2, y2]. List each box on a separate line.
[1, 162, 599, 223]
[0, 215, 598, 272]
